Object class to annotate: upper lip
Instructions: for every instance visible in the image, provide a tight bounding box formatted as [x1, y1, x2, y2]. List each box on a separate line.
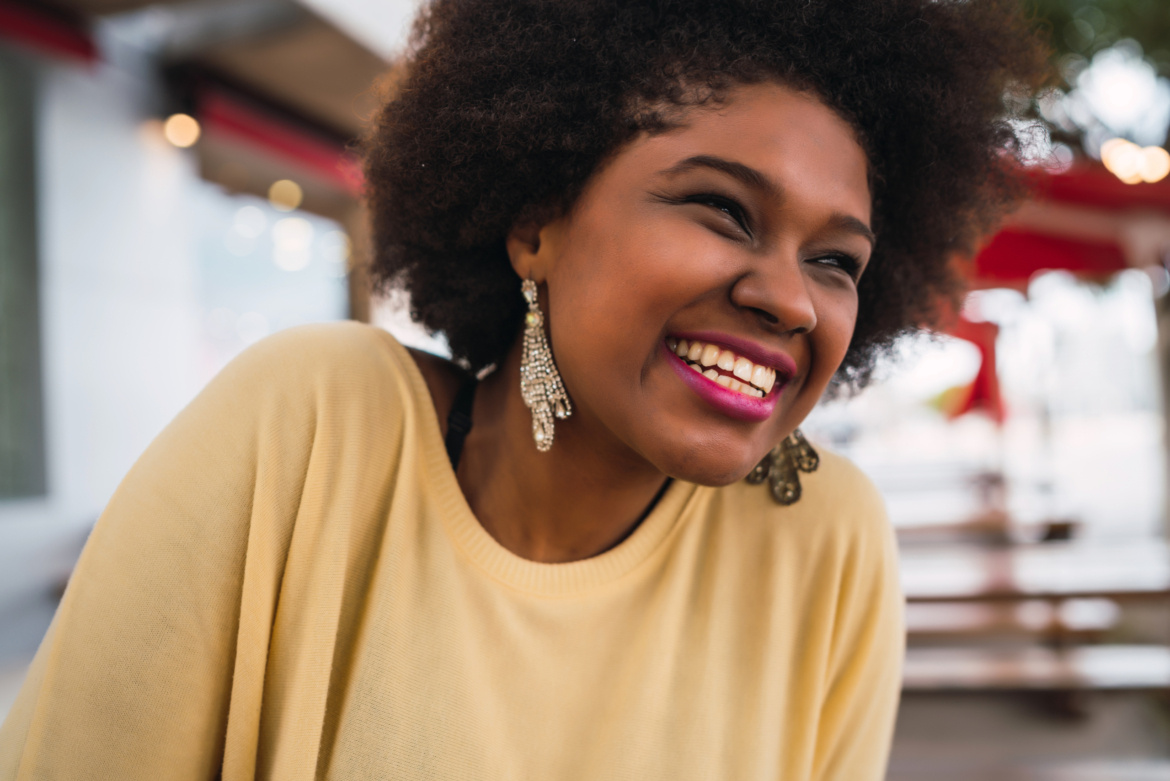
[669, 330, 797, 381]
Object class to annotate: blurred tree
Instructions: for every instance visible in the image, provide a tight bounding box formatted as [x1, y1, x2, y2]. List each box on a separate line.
[1024, 0, 1170, 157]
[1029, 0, 1170, 80]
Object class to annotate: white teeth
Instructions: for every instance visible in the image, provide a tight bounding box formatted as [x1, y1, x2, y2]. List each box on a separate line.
[733, 357, 753, 382]
[670, 337, 781, 400]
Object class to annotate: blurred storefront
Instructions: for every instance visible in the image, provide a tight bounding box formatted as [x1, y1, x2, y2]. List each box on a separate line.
[804, 148, 1170, 781]
[1, 0, 1169, 777]
[0, 0, 388, 712]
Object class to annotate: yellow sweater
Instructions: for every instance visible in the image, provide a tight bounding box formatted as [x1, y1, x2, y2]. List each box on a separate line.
[0, 323, 902, 781]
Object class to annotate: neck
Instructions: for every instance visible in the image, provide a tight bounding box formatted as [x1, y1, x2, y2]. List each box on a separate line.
[456, 341, 669, 564]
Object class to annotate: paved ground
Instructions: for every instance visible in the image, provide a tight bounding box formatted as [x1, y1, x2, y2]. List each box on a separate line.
[889, 692, 1170, 780]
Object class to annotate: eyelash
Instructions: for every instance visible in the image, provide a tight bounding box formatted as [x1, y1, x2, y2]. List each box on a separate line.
[682, 193, 751, 235]
[677, 192, 864, 281]
[815, 253, 863, 280]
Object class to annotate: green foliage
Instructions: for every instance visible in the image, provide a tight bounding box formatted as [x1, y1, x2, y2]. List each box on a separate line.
[1028, 0, 1170, 80]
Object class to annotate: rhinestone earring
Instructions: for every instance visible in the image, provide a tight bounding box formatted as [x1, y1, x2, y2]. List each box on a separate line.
[745, 429, 820, 505]
[519, 279, 571, 451]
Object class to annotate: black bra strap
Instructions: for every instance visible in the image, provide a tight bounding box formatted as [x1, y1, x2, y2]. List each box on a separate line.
[445, 376, 478, 470]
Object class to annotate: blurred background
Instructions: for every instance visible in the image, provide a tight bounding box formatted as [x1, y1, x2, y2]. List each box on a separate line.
[0, 0, 1168, 777]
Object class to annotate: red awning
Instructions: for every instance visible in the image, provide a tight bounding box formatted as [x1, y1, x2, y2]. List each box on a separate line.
[198, 86, 362, 197]
[971, 162, 1170, 287]
[0, 0, 96, 62]
[944, 317, 1005, 424]
[974, 229, 1127, 287]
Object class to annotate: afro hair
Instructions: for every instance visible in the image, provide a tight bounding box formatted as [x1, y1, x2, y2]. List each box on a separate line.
[363, 0, 1052, 388]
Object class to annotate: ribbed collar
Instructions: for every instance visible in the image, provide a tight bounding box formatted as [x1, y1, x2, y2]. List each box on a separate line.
[389, 335, 700, 597]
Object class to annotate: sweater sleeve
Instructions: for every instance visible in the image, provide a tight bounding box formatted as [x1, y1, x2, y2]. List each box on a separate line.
[810, 476, 905, 781]
[0, 328, 325, 780]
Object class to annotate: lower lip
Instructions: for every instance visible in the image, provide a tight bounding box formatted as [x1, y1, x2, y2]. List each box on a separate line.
[663, 344, 782, 423]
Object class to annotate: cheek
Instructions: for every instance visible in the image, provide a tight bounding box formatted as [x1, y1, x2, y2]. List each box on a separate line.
[809, 292, 858, 382]
[546, 219, 663, 401]
[549, 210, 729, 384]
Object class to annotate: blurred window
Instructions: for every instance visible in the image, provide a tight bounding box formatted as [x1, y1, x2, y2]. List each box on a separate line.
[0, 46, 45, 498]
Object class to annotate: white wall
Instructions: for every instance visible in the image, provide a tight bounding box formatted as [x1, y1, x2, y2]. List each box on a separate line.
[0, 55, 204, 616]
[0, 45, 347, 636]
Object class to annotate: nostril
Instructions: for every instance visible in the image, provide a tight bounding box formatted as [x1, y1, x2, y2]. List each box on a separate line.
[749, 307, 779, 325]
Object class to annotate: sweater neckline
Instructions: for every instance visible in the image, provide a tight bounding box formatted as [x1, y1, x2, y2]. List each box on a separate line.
[390, 335, 698, 597]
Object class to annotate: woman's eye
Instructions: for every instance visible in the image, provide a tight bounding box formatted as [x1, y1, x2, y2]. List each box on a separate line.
[685, 195, 750, 234]
[813, 254, 862, 279]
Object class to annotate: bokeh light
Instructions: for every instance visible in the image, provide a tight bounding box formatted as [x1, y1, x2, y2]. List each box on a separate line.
[272, 217, 314, 271]
[268, 179, 303, 212]
[162, 113, 200, 148]
[1140, 146, 1170, 183]
[320, 230, 351, 278]
[1070, 42, 1170, 149]
[1101, 138, 1170, 184]
[233, 205, 268, 238]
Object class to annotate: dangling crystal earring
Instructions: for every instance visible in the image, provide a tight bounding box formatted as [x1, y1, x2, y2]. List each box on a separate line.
[519, 279, 572, 451]
[745, 429, 819, 505]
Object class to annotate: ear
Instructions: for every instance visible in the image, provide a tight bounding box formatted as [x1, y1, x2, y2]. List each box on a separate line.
[506, 217, 567, 283]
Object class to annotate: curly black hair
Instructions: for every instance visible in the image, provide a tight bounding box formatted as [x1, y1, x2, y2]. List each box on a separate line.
[363, 0, 1052, 388]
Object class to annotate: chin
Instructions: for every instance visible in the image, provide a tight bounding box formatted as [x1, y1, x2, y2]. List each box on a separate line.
[649, 438, 764, 488]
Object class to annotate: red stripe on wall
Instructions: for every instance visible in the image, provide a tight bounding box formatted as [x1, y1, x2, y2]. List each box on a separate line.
[0, 1, 96, 62]
[199, 88, 363, 196]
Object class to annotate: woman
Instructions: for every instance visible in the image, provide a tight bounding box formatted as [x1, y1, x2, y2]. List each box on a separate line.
[1, 0, 1048, 778]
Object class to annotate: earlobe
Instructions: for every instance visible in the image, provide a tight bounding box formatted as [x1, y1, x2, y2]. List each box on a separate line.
[506, 218, 567, 283]
[506, 221, 545, 282]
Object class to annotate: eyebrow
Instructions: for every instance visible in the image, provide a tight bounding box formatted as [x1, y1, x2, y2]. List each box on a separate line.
[825, 214, 876, 247]
[659, 154, 876, 247]
[661, 155, 776, 196]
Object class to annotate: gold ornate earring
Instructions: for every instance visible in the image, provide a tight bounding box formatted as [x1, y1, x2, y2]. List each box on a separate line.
[519, 279, 572, 451]
[745, 429, 820, 505]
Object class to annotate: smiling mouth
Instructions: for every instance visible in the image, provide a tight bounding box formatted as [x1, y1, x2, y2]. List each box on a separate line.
[666, 337, 777, 399]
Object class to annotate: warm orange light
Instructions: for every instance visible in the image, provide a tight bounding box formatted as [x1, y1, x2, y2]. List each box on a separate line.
[1101, 138, 1170, 184]
[163, 113, 200, 148]
[268, 179, 303, 211]
[1140, 147, 1170, 184]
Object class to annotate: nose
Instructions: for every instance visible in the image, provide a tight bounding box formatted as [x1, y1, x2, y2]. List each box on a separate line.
[729, 254, 817, 335]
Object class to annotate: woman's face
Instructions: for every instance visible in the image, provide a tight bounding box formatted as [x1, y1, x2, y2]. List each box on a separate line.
[524, 81, 872, 485]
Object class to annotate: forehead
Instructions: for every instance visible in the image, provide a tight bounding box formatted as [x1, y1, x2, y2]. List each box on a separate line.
[607, 82, 872, 222]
